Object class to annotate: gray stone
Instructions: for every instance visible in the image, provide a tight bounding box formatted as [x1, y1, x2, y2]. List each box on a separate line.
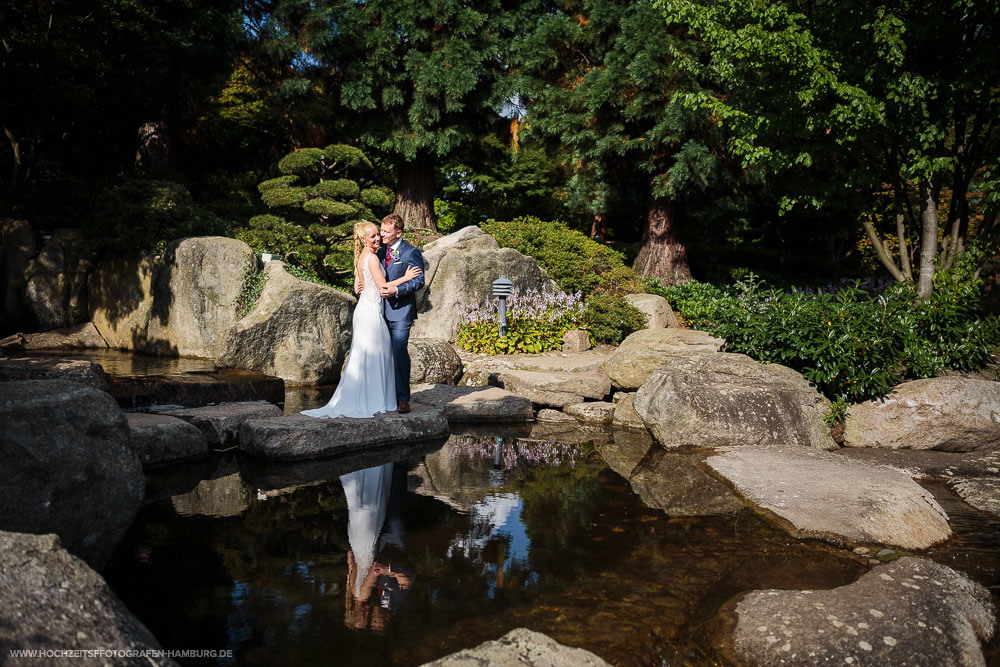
[561, 329, 591, 352]
[726, 557, 995, 667]
[844, 377, 1000, 452]
[421, 628, 611, 667]
[564, 401, 615, 425]
[410, 383, 534, 423]
[412, 227, 559, 342]
[635, 352, 835, 450]
[0, 355, 110, 390]
[536, 408, 577, 423]
[171, 472, 249, 518]
[949, 478, 1000, 519]
[0, 531, 178, 666]
[409, 338, 463, 385]
[1, 218, 36, 334]
[239, 404, 450, 460]
[217, 260, 354, 385]
[833, 447, 1000, 482]
[0, 380, 144, 568]
[706, 447, 952, 550]
[630, 449, 744, 516]
[23, 229, 98, 330]
[526, 421, 613, 446]
[493, 368, 612, 408]
[126, 412, 211, 467]
[163, 400, 282, 446]
[604, 328, 726, 391]
[460, 347, 612, 376]
[611, 392, 644, 429]
[0, 322, 108, 352]
[87, 253, 156, 350]
[624, 293, 679, 328]
[145, 236, 256, 358]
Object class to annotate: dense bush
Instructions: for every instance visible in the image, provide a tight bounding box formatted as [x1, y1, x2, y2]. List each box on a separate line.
[582, 295, 649, 345]
[456, 286, 583, 354]
[654, 253, 1000, 402]
[91, 180, 228, 253]
[480, 217, 644, 297]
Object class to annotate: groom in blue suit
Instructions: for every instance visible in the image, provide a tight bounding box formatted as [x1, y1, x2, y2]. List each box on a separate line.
[377, 213, 425, 413]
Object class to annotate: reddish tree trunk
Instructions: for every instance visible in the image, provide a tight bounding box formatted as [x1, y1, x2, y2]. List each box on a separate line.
[590, 213, 607, 240]
[632, 195, 691, 285]
[135, 117, 170, 175]
[394, 152, 437, 231]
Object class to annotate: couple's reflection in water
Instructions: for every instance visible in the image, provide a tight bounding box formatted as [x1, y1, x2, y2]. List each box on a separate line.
[342, 462, 412, 633]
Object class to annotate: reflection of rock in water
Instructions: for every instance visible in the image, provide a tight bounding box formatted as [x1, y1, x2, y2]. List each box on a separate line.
[598, 430, 742, 517]
[282, 385, 334, 415]
[171, 472, 250, 517]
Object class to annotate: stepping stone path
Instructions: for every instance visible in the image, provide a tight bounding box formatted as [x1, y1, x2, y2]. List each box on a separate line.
[163, 400, 282, 446]
[410, 383, 533, 423]
[564, 400, 615, 425]
[126, 413, 211, 468]
[0, 355, 110, 390]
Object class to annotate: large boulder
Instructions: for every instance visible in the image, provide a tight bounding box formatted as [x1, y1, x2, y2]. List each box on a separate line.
[0, 218, 36, 334]
[705, 447, 952, 550]
[87, 253, 156, 350]
[0, 322, 108, 352]
[410, 383, 534, 423]
[162, 400, 283, 447]
[844, 377, 1000, 452]
[634, 352, 835, 450]
[125, 412, 211, 468]
[412, 226, 559, 342]
[493, 368, 612, 408]
[422, 628, 611, 667]
[23, 229, 99, 331]
[950, 478, 1000, 520]
[0, 380, 144, 568]
[409, 338, 463, 385]
[145, 236, 255, 358]
[724, 557, 995, 667]
[624, 293, 679, 328]
[0, 355, 110, 390]
[603, 328, 726, 391]
[0, 531, 179, 666]
[217, 260, 354, 385]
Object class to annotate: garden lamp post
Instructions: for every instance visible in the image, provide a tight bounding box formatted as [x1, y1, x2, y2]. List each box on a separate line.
[492, 277, 513, 338]
[489, 436, 506, 487]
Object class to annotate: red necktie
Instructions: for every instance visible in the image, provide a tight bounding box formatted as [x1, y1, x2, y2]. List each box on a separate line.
[384, 250, 391, 269]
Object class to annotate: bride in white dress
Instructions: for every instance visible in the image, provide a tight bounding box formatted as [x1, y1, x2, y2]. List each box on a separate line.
[302, 221, 421, 419]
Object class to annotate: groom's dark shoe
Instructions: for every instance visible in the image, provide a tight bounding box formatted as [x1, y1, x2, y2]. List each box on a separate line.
[398, 401, 411, 414]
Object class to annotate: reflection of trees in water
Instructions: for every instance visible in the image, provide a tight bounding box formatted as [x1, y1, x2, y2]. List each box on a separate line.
[450, 435, 583, 471]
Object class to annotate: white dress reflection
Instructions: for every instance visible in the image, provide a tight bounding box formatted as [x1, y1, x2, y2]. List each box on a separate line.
[342, 463, 410, 633]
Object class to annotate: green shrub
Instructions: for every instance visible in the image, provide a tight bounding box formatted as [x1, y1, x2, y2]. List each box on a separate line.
[456, 286, 583, 354]
[582, 294, 649, 345]
[434, 198, 477, 234]
[233, 256, 268, 318]
[480, 217, 645, 297]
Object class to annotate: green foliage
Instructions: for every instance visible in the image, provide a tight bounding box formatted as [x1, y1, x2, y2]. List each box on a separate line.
[657, 261, 1000, 402]
[90, 179, 227, 253]
[481, 217, 645, 297]
[455, 287, 584, 355]
[234, 257, 268, 318]
[434, 199, 477, 234]
[581, 295, 649, 345]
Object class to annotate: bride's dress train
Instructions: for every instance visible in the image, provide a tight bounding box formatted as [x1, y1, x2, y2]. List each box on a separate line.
[302, 256, 396, 418]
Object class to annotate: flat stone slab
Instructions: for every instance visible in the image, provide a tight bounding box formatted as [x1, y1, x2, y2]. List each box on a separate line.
[126, 413, 211, 467]
[460, 348, 612, 374]
[833, 448, 1000, 481]
[725, 557, 996, 667]
[705, 448, 952, 550]
[163, 400, 282, 446]
[410, 383, 533, 423]
[536, 408, 577, 423]
[949, 478, 1000, 520]
[564, 401, 615, 425]
[238, 404, 450, 461]
[0, 322, 108, 352]
[0, 355, 110, 390]
[491, 369, 612, 408]
[109, 368, 285, 409]
[421, 628, 611, 667]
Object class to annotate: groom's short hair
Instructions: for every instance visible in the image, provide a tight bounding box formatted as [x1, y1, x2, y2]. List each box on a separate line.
[382, 213, 405, 232]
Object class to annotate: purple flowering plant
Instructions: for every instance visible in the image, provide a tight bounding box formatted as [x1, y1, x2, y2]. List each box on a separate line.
[451, 435, 583, 471]
[455, 285, 584, 354]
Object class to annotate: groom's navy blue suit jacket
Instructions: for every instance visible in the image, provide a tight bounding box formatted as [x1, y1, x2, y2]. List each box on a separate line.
[377, 240, 425, 322]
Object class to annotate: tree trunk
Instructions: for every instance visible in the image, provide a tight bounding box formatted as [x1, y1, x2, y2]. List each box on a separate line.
[590, 213, 607, 240]
[3, 124, 22, 188]
[134, 117, 170, 175]
[394, 153, 437, 232]
[633, 194, 692, 285]
[916, 177, 939, 299]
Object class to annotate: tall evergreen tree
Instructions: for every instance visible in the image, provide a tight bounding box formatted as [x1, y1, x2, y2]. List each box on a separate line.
[514, 0, 724, 284]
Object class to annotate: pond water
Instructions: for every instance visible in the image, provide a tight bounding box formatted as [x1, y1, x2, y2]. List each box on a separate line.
[109, 418, 1000, 667]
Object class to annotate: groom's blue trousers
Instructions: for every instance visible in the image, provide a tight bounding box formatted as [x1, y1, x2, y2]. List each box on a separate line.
[387, 319, 412, 402]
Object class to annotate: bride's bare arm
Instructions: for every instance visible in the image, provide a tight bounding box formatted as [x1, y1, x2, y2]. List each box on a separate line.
[365, 253, 389, 289]
[386, 264, 422, 287]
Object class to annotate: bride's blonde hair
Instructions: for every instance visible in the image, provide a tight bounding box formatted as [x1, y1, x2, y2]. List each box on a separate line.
[353, 221, 379, 268]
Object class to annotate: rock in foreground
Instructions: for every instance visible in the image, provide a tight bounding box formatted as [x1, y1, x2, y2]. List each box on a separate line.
[706, 447, 951, 550]
[126, 413, 211, 468]
[844, 377, 1000, 452]
[411, 383, 533, 423]
[0, 322, 108, 352]
[421, 628, 611, 667]
[604, 328, 725, 391]
[163, 400, 282, 446]
[726, 557, 995, 667]
[0, 380, 144, 568]
[0, 355, 110, 390]
[239, 405, 449, 460]
[409, 338, 464, 385]
[0, 531, 178, 666]
[634, 353, 835, 450]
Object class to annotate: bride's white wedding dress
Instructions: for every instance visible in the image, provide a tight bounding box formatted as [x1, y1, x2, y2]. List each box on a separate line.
[301, 254, 396, 418]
